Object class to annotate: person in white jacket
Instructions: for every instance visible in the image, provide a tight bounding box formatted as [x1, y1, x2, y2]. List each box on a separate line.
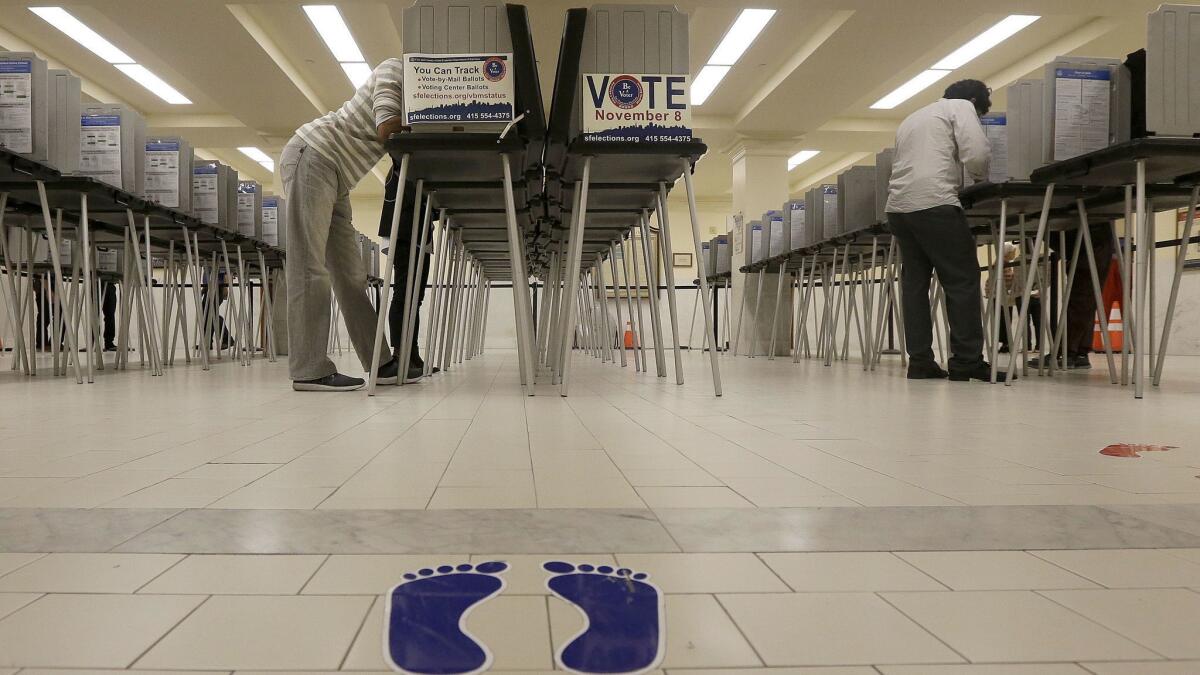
[886, 79, 1007, 382]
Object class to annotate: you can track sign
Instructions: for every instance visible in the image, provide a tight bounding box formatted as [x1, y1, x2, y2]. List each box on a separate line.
[582, 73, 691, 143]
[404, 53, 515, 124]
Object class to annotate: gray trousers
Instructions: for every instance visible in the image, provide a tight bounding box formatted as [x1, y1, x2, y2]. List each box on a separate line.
[281, 137, 389, 380]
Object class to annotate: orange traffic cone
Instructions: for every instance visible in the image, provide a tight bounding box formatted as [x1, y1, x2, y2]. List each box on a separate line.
[1094, 253, 1124, 352]
[623, 322, 635, 349]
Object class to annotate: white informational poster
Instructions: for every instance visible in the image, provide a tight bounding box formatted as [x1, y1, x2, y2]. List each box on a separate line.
[262, 198, 279, 245]
[0, 59, 33, 154]
[582, 73, 691, 143]
[1053, 68, 1111, 161]
[403, 53, 515, 124]
[193, 166, 218, 225]
[144, 141, 180, 208]
[237, 190, 256, 236]
[751, 224, 763, 262]
[980, 113, 1008, 184]
[768, 213, 785, 256]
[80, 114, 123, 188]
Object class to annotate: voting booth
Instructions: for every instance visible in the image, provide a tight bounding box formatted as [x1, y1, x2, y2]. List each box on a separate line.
[144, 137, 193, 213]
[1147, 4, 1200, 137]
[193, 160, 236, 232]
[980, 113, 1008, 183]
[80, 104, 145, 194]
[766, 209, 786, 258]
[236, 180, 263, 240]
[837, 166, 875, 237]
[1041, 57, 1131, 164]
[261, 193, 285, 249]
[1006, 79, 1045, 181]
[0, 52, 48, 165]
[874, 149, 893, 224]
[785, 200, 805, 252]
[715, 233, 730, 275]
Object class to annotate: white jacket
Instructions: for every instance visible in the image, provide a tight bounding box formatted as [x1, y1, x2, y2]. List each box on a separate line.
[886, 98, 991, 214]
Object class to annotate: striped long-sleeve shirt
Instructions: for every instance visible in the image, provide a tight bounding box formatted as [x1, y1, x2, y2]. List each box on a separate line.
[295, 58, 404, 187]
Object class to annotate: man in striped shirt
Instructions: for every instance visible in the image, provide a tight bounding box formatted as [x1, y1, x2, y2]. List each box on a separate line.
[281, 58, 409, 391]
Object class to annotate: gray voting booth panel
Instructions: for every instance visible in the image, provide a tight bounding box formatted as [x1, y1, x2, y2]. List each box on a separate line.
[745, 220, 764, 266]
[572, 4, 689, 139]
[765, 209, 785, 258]
[715, 233, 730, 275]
[1007, 79, 1045, 181]
[980, 113, 1008, 184]
[80, 104, 145, 195]
[785, 200, 805, 252]
[193, 161, 237, 233]
[237, 180, 263, 240]
[837, 166, 875, 237]
[6, 222, 71, 266]
[0, 53, 48, 165]
[402, 0, 514, 134]
[701, 240, 712, 276]
[1041, 57, 1131, 165]
[262, 193, 286, 249]
[47, 70, 81, 174]
[145, 136, 193, 213]
[805, 185, 837, 247]
[874, 149, 893, 224]
[1148, 4, 1200, 137]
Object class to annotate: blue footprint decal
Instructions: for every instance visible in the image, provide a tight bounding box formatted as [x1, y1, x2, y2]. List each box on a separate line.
[543, 561, 666, 674]
[384, 561, 508, 675]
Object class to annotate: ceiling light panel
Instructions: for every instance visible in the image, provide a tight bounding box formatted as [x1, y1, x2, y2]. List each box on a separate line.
[239, 147, 275, 172]
[341, 62, 372, 88]
[115, 64, 191, 104]
[29, 6, 134, 63]
[932, 15, 1040, 70]
[691, 65, 731, 106]
[870, 69, 951, 110]
[788, 150, 820, 171]
[708, 8, 776, 66]
[303, 5, 365, 63]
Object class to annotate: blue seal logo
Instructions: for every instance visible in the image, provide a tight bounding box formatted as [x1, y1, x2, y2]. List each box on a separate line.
[608, 75, 643, 110]
[483, 57, 506, 82]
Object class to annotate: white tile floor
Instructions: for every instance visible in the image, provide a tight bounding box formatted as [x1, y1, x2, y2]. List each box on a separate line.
[3, 349, 1200, 672]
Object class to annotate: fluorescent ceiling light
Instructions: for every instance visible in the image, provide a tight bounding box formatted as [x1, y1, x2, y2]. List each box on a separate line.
[691, 65, 731, 106]
[932, 15, 1040, 70]
[303, 5, 365, 63]
[29, 6, 134, 63]
[238, 147, 275, 172]
[341, 62, 372, 88]
[708, 9, 776, 66]
[871, 69, 951, 110]
[788, 150, 820, 171]
[114, 64, 191, 104]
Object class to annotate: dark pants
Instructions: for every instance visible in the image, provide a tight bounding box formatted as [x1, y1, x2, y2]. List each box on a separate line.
[1050, 225, 1115, 357]
[889, 206, 985, 371]
[389, 242, 431, 363]
[101, 282, 117, 348]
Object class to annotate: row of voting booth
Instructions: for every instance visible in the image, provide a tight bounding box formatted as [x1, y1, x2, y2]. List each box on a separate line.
[702, 3, 1200, 400]
[0, 49, 290, 382]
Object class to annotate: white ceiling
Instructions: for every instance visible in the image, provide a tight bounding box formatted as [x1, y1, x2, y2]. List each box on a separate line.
[0, 0, 1170, 203]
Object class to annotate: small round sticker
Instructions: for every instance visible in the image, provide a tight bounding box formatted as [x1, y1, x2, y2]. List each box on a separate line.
[608, 75, 643, 109]
[483, 57, 506, 82]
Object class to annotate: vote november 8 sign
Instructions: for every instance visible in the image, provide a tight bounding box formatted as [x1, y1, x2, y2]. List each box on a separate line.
[404, 53, 515, 124]
[582, 73, 692, 143]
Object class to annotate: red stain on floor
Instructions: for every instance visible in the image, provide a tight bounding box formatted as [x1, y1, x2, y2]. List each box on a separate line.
[1100, 443, 1178, 458]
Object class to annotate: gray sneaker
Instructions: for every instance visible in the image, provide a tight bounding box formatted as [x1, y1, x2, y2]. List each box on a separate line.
[292, 372, 365, 392]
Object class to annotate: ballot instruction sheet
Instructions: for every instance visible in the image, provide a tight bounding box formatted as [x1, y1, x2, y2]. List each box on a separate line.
[0, 59, 33, 154]
[193, 165, 219, 225]
[981, 114, 1008, 183]
[237, 188, 256, 236]
[145, 141, 181, 208]
[1054, 68, 1111, 161]
[262, 198, 279, 244]
[80, 115, 123, 189]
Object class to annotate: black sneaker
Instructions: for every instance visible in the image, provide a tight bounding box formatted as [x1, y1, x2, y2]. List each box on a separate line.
[1068, 354, 1092, 370]
[403, 364, 425, 384]
[1027, 355, 1062, 370]
[949, 362, 1013, 382]
[375, 359, 400, 386]
[907, 362, 949, 380]
[292, 372, 365, 392]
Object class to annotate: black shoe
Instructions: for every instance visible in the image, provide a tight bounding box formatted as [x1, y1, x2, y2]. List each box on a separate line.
[1068, 354, 1092, 370]
[949, 362, 1012, 382]
[907, 362, 949, 380]
[375, 359, 400, 386]
[103, 344, 117, 353]
[403, 364, 425, 384]
[292, 372, 365, 392]
[1026, 355, 1062, 370]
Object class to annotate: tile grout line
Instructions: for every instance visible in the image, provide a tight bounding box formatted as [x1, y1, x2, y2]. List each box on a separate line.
[1032, 587, 1174, 660]
[125, 593, 212, 669]
[873, 590, 973, 665]
[130, 552, 191, 594]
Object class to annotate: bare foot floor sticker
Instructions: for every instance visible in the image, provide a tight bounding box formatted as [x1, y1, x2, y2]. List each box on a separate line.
[1100, 443, 1178, 458]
